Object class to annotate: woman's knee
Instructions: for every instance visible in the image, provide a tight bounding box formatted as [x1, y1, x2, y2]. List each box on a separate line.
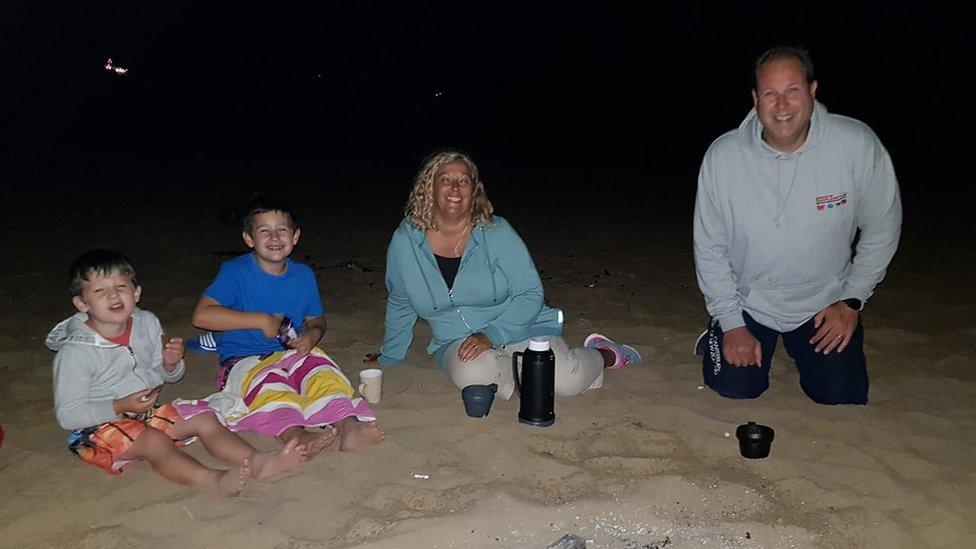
[444, 351, 505, 389]
[550, 340, 603, 397]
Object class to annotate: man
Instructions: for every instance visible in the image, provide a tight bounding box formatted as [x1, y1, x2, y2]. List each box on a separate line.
[693, 46, 901, 404]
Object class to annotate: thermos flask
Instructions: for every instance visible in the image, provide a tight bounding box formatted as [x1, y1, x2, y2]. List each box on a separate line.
[512, 337, 556, 427]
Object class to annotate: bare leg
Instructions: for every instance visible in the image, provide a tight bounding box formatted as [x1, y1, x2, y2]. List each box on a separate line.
[120, 428, 249, 496]
[333, 417, 385, 452]
[173, 413, 304, 480]
[276, 425, 337, 461]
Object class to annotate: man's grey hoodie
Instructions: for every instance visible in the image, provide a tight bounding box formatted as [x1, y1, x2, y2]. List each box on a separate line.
[46, 309, 185, 431]
[694, 101, 902, 333]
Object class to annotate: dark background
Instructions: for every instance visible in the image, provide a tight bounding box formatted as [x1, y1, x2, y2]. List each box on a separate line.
[1, 1, 971, 199]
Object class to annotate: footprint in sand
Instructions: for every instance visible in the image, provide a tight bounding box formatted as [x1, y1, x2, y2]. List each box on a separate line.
[360, 484, 481, 519]
[528, 422, 680, 477]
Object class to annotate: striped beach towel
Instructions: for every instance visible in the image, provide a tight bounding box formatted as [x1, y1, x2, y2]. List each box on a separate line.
[175, 348, 375, 436]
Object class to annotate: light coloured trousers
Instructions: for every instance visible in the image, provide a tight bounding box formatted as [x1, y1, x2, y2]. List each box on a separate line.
[442, 336, 604, 399]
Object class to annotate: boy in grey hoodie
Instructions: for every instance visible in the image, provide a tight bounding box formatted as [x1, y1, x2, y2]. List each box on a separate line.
[47, 249, 305, 494]
[693, 46, 901, 404]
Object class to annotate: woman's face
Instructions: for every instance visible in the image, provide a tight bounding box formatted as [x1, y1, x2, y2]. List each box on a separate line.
[432, 160, 474, 222]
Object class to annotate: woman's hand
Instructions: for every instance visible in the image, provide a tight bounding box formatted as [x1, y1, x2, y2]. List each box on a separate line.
[363, 352, 380, 365]
[458, 333, 493, 363]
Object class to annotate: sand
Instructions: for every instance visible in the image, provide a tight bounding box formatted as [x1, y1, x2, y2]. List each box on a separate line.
[1, 181, 974, 548]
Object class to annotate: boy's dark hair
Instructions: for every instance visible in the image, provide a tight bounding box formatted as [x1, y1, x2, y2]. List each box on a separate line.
[68, 249, 138, 296]
[754, 45, 816, 89]
[241, 194, 298, 233]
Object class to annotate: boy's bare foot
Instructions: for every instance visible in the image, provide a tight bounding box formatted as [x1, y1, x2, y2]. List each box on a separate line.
[214, 457, 252, 496]
[337, 420, 385, 452]
[251, 438, 305, 479]
[293, 427, 338, 461]
[305, 427, 338, 458]
[278, 426, 338, 461]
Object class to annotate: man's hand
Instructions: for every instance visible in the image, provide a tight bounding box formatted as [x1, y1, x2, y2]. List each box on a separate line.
[458, 333, 493, 363]
[810, 301, 859, 354]
[114, 389, 158, 415]
[722, 326, 762, 367]
[162, 336, 185, 370]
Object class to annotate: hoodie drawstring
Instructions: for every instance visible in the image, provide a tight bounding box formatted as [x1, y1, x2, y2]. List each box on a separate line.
[773, 155, 801, 228]
[479, 226, 498, 303]
[410, 242, 440, 310]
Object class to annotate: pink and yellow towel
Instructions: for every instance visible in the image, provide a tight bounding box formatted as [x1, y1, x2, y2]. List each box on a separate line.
[175, 348, 375, 436]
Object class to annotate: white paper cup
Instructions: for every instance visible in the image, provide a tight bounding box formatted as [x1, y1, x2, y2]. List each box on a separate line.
[358, 368, 383, 404]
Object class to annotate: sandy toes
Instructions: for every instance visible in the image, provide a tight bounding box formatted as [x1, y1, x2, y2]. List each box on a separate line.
[338, 420, 385, 452]
[294, 427, 338, 461]
[251, 438, 305, 479]
[214, 457, 252, 496]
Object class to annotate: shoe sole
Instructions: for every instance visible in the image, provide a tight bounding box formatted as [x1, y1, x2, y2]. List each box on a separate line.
[584, 333, 641, 367]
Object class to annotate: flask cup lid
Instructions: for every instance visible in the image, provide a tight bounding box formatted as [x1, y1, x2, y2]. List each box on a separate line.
[527, 337, 551, 351]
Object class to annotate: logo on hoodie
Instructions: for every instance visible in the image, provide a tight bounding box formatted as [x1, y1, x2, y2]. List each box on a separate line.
[816, 193, 847, 212]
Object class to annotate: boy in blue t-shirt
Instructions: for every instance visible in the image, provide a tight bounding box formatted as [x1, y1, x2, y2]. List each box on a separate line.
[192, 195, 384, 455]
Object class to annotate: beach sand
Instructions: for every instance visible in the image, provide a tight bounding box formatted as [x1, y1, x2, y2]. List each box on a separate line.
[1, 181, 973, 548]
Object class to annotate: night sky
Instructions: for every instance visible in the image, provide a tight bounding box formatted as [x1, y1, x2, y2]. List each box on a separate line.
[2, 2, 971, 195]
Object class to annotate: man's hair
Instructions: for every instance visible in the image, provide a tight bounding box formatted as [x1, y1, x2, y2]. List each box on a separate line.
[405, 149, 494, 231]
[241, 194, 298, 233]
[68, 249, 137, 296]
[754, 46, 816, 89]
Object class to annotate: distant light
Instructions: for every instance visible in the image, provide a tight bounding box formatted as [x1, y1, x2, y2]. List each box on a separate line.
[104, 57, 128, 76]
[434, 90, 444, 98]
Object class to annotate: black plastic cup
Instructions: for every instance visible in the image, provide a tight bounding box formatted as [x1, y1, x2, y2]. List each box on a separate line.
[736, 421, 775, 459]
[461, 384, 498, 418]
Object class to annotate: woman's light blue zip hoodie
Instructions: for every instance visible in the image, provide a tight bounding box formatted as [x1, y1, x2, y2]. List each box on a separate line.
[378, 215, 563, 367]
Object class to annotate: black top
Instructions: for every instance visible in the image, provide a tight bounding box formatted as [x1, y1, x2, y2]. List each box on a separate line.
[434, 254, 462, 290]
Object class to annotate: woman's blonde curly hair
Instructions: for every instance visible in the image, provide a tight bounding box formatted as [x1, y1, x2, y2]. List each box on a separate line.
[405, 149, 494, 231]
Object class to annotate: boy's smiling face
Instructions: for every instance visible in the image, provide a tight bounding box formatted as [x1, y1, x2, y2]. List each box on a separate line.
[243, 210, 300, 274]
[72, 270, 141, 337]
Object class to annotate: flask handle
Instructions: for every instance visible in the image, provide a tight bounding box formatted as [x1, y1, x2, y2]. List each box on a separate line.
[511, 351, 523, 395]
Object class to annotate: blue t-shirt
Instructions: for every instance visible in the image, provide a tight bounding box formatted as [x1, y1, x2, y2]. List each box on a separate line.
[204, 253, 324, 363]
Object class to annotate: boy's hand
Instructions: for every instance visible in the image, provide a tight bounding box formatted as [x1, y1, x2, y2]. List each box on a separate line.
[163, 336, 185, 367]
[259, 313, 282, 338]
[287, 317, 325, 357]
[114, 389, 158, 415]
[286, 332, 316, 357]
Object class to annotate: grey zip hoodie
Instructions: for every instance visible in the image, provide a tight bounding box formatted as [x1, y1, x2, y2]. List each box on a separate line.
[694, 101, 902, 332]
[46, 309, 185, 430]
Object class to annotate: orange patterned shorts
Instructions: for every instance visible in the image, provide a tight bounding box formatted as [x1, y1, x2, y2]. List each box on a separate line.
[68, 403, 185, 474]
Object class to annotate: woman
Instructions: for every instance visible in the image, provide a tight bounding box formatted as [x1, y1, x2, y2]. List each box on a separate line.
[366, 150, 640, 400]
